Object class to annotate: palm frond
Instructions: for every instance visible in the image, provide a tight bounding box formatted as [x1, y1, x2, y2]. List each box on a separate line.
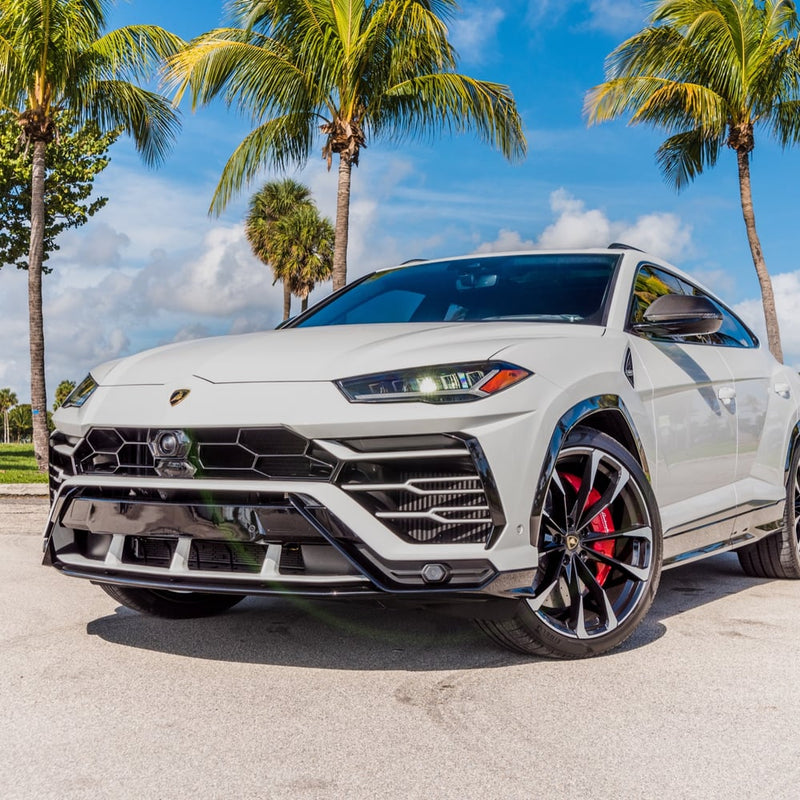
[771, 99, 800, 145]
[76, 80, 180, 166]
[379, 72, 526, 161]
[211, 112, 316, 213]
[587, 75, 726, 132]
[167, 27, 329, 120]
[89, 25, 185, 82]
[655, 127, 723, 188]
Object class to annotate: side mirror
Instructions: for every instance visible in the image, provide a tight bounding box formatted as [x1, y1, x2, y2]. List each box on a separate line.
[633, 294, 723, 337]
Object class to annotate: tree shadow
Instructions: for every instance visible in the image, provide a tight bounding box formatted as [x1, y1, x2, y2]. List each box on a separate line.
[86, 553, 768, 669]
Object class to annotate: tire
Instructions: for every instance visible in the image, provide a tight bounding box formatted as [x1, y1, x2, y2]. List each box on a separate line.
[99, 584, 246, 619]
[737, 442, 800, 579]
[477, 427, 662, 659]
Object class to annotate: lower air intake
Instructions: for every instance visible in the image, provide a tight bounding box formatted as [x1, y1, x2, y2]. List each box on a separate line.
[336, 436, 502, 545]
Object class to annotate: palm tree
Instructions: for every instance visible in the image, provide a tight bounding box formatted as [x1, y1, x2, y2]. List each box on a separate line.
[169, 0, 526, 290]
[271, 204, 334, 312]
[0, 0, 183, 470]
[586, 0, 800, 362]
[53, 379, 76, 411]
[0, 387, 17, 444]
[245, 178, 314, 319]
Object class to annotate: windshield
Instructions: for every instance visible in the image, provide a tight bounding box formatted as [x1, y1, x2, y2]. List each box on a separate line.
[292, 253, 619, 328]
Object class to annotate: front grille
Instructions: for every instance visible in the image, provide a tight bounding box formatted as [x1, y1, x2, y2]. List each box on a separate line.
[188, 541, 266, 573]
[50, 430, 504, 547]
[336, 437, 502, 545]
[122, 536, 175, 568]
[63, 427, 335, 481]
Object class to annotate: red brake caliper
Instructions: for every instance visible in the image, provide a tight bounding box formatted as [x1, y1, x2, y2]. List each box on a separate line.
[559, 472, 615, 586]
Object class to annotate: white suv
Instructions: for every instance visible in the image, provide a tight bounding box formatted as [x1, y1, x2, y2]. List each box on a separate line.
[44, 245, 800, 658]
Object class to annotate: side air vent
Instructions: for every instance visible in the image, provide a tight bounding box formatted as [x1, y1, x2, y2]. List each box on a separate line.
[624, 348, 635, 387]
[335, 436, 504, 545]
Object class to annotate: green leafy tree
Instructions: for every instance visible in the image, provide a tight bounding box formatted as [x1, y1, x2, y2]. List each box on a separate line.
[0, 110, 118, 272]
[0, 387, 17, 444]
[0, 0, 183, 471]
[586, 0, 800, 362]
[271, 203, 334, 313]
[169, 0, 526, 290]
[245, 179, 313, 319]
[53, 380, 76, 411]
[6, 404, 54, 442]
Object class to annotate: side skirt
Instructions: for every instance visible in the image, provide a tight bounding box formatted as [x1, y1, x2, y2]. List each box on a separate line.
[662, 500, 784, 570]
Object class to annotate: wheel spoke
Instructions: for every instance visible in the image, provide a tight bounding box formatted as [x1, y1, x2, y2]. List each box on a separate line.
[582, 525, 653, 546]
[577, 557, 619, 633]
[526, 577, 561, 611]
[527, 551, 566, 610]
[550, 468, 567, 498]
[577, 466, 630, 531]
[541, 513, 566, 538]
[549, 469, 570, 530]
[571, 449, 602, 523]
[582, 546, 651, 582]
[564, 558, 588, 637]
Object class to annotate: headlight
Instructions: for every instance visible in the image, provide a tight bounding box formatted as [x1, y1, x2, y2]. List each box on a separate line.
[336, 362, 531, 403]
[61, 374, 98, 409]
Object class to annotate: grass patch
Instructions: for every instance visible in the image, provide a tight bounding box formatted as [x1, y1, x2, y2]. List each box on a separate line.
[0, 443, 48, 483]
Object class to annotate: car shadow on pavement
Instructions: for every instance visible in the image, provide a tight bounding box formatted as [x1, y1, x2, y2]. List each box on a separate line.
[85, 553, 769, 669]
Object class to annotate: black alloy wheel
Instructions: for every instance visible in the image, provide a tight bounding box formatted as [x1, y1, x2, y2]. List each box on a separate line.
[478, 427, 662, 658]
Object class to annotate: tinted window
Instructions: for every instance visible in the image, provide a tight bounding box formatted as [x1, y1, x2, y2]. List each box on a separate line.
[294, 254, 620, 327]
[629, 265, 757, 348]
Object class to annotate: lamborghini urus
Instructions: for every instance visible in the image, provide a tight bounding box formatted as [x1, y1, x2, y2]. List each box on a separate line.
[44, 245, 800, 658]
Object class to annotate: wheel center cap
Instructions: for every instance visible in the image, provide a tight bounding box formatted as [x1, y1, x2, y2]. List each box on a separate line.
[565, 534, 580, 552]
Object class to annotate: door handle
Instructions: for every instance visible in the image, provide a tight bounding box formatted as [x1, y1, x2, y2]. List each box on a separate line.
[774, 382, 791, 398]
[718, 386, 736, 405]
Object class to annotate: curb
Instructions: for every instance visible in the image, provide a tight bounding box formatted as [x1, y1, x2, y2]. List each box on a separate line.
[0, 483, 49, 497]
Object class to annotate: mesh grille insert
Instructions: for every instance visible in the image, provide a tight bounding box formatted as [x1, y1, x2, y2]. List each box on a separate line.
[68, 427, 335, 480]
[337, 442, 499, 545]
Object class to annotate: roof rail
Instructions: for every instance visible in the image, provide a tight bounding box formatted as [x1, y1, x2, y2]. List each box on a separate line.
[607, 242, 644, 252]
[400, 258, 427, 265]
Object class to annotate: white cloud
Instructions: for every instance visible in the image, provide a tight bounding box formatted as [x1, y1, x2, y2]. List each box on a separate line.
[735, 271, 800, 367]
[526, 0, 568, 27]
[617, 211, 692, 261]
[477, 189, 692, 260]
[137, 224, 276, 316]
[685, 266, 737, 299]
[525, 1, 645, 35]
[58, 222, 131, 269]
[477, 229, 536, 253]
[537, 189, 614, 249]
[450, 4, 506, 62]
[585, 0, 646, 35]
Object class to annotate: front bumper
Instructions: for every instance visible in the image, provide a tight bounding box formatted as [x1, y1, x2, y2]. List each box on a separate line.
[44, 430, 539, 599]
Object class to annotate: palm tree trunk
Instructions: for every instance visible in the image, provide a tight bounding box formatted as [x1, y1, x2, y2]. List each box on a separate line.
[28, 138, 49, 471]
[332, 153, 353, 291]
[283, 282, 291, 320]
[736, 149, 782, 363]
[301, 296, 309, 312]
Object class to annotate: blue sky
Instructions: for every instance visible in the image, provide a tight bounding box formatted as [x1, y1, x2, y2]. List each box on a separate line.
[3, 0, 800, 399]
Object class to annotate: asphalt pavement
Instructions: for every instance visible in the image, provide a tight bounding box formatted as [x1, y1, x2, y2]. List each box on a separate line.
[2, 494, 799, 800]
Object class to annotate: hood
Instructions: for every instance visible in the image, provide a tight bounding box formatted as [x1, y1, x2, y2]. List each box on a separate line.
[97, 322, 605, 385]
